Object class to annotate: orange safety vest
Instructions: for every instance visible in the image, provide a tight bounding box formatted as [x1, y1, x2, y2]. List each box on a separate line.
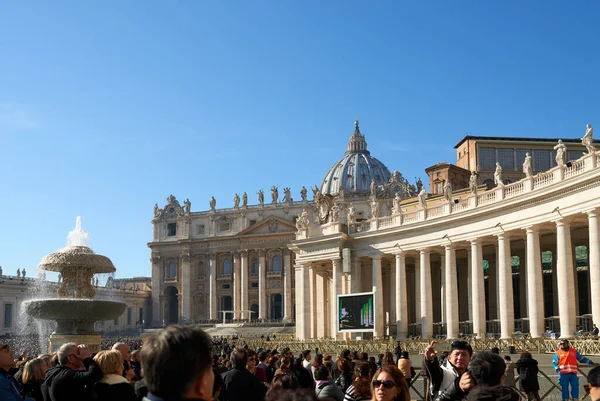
[557, 348, 579, 374]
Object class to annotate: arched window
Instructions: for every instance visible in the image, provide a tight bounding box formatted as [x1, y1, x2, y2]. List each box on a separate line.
[271, 255, 281, 272]
[251, 261, 259, 275]
[223, 259, 232, 275]
[167, 262, 176, 279]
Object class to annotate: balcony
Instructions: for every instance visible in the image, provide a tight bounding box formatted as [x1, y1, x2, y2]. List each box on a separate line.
[217, 274, 232, 281]
[267, 271, 282, 277]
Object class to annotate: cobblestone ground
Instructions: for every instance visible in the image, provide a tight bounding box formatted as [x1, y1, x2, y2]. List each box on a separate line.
[406, 352, 596, 401]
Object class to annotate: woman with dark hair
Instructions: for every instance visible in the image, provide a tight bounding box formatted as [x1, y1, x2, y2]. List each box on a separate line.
[383, 352, 395, 367]
[312, 354, 324, 378]
[345, 362, 373, 401]
[335, 358, 353, 393]
[247, 349, 268, 385]
[370, 365, 410, 401]
[267, 372, 301, 399]
[516, 352, 541, 401]
[368, 357, 378, 377]
[292, 356, 314, 389]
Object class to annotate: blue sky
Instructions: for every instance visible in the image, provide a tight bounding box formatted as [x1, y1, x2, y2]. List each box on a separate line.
[1, 1, 599, 280]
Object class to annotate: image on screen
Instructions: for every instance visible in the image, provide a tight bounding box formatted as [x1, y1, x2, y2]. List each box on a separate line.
[338, 293, 374, 331]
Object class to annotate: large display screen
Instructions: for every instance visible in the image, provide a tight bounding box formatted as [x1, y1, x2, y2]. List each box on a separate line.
[338, 292, 375, 332]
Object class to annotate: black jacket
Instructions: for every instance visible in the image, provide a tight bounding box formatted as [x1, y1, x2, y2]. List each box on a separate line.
[515, 357, 540, 392]
[465, 385, 520, 401]
[41, 358, 103, 401]
[21, 380, 44, 401]
[219, 368, 266, 401]
[93, 376, 137, 401]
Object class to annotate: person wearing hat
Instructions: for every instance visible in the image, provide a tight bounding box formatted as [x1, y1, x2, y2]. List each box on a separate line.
[552, 339, 595, 401]
[423, 340, 474, 401]
[0, 341, 25, 401]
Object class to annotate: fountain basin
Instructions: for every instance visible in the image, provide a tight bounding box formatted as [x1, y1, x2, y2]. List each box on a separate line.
[24, 298, 127, 335]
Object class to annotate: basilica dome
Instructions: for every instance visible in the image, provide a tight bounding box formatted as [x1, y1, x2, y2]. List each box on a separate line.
[320, 121, 392, 195]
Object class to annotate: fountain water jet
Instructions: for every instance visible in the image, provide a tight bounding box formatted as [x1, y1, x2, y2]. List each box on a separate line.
[24, 217, 126, 352]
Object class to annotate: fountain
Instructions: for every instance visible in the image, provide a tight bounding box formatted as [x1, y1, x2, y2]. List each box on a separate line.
[24, 217, 127, 352]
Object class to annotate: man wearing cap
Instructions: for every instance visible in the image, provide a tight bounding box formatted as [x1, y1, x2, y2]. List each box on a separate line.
[424, 340, 474, 401]
[0, 342, 23, 401]
[552, 339, 595, 401]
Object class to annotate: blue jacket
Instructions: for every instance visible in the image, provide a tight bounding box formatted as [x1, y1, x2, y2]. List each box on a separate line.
[0, 368, 24, 401]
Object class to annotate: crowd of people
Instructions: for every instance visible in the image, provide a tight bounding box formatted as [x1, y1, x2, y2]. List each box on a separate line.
[1, 328, 600, 401]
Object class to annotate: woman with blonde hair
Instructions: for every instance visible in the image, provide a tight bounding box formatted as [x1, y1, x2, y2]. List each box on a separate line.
[92, 350, 136, 401]
[370, 365, 410, 401]
[20, 358, 47, 401]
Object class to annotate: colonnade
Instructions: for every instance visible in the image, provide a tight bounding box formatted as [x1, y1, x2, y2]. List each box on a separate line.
[294, 212, 600, 339]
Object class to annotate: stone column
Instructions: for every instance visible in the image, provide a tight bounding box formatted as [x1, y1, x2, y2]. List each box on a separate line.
[395, 253, 408, 339]
[151, 256, 161, 324]
[241, 251, 249, 319]
[497, 233, 514, 339]
[471, 240, 486, 338]
[181, 253, 192, 322]
[283, 249, 293, 322]
[414, 257, 421, 327]
[294, 263, 310, 339]
[331, 258, 342, 338]
[588, 210, 600, 327]
[440, 253, 446, 323]
[209, 253, 217, 320]
[373, 255, 384, 338]
[258, 250, 266, 320]
[467, 250, 473, 320]
[233, 252, 241, 320]
[526, 226, 545, 338]
[445, 245, 459, 339]
[310, 267, 318, 338]
[420, 249, 433, 338]
[556, 219, 576, 337]
[388, 262, 396, 337]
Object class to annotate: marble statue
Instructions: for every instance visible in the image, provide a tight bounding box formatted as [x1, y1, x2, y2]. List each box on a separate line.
[554, 139, 567, 166]
[312, 185, 319, 198]
[271, 185, 279, 204]
[443, 180, 452, 202]
[494, 163, 503, 186]
[469, 171, 478, 194]
[233, 193, 240, 208]
[300, 186, 308, 202]
[418, 188, 427, 208]
[347, 204, 356, 225]
[209, 196, 216, 210]
[17, 268, 20, 278]
[22, 269, 26, 277]
[242, 192, 248, 207]
[296, 208, 310, 230]
[392, 192, 402, 215]
[283, 187, 292, 205]
[523, 152, 533, 177]
[416, 177, 424, 192]
[583, 124, 595, 154]
[154, 203, 160, 218]
[370, 179, 377, 198]
[184, 199, 191, 213]
[370, 200, 379, 219]
[257, 190, 264, 206]
[330, 203, 340, 223]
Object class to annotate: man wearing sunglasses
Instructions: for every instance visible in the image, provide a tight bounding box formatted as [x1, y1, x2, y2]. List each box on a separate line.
[423, 340, 473, 401]
[552, 339, 596, 401]
[0, 342, 24, 401]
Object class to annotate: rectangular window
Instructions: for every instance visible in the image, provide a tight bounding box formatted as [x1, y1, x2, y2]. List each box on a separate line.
[251, 282, 259, 288]
[219, 222, 231, 232]
[167, 223, 177, 236]
[3, 304, 13, 328]
[222, 284, 231, 289]
[497, 148, 514, 170]
[196, 224, 205, 235]
[534, 150, 551, 171]
[568, 150, 580, 162]
[127, 308, 132, 325]
[479, 147, 496, 169]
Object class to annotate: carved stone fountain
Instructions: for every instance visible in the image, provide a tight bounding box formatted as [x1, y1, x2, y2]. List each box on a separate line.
[24, 217, 126, 352]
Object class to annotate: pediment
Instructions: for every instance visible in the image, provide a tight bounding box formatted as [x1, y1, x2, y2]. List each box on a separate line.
[238, 216, 297, 236]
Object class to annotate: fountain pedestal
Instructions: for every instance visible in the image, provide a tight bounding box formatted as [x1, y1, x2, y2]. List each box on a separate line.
[48, 334, 102, 353]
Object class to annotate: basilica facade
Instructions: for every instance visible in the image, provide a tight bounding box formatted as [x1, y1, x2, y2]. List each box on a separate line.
[150, 121, 600, 340]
